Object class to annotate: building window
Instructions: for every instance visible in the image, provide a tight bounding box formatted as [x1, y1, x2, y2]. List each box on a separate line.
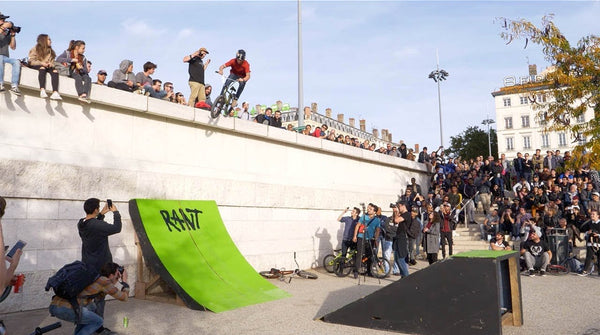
[503, 98, 511, 107]
[541, 134, 550, 148]
[523, 136, 531, 149]
[506, 137, 514, 151]
[521, 115, 530, 128]
[576, 114, 585, 123]
[537, 94, 547, 103]
[520, 96, 529, 105]
[577, 132, 587, 144]
[558, 133, 567, 147]
[505, 117, 513, 129]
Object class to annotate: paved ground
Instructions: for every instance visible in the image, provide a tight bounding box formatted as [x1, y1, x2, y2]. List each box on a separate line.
[2, 259, 600, 335]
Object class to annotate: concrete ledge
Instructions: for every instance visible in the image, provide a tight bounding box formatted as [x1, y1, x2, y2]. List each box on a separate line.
[147, 97, 194, 122]
[234, 118, 268, 137]
[296, 133, 322, 149]
[267, 125, 297, 144]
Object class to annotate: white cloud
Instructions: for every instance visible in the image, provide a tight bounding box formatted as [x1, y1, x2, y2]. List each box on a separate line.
[120, 18, 167, 37]
[393, 46, 420, 59]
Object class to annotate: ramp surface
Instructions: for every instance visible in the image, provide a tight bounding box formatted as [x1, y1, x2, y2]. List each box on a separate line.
[129, 199, 290, 312]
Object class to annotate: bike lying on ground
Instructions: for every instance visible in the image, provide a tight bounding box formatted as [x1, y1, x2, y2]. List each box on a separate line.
[210, 71, 239, 119]
[28, 322, 62, 335]
[259, 252, 318, 282]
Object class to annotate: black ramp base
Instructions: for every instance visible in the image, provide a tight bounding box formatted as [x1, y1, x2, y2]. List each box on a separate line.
[321, 254, 515, 335]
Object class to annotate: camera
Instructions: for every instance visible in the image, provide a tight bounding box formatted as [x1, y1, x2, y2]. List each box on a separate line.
[117, 266, 124, 275]
[107, 199, 113, 208]
[10, 25, 21, 34]
[389, 203, 397, 208]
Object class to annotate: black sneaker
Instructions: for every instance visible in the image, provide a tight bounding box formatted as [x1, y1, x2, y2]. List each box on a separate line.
[353, 271, 358, 279]
[9, 86, 21, 96]
[528, 269, 535, 277]
[539, 270, 547, 277]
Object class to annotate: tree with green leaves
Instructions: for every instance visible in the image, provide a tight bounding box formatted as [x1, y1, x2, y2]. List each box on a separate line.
[446, 126, 497, 161]
[499, 14, 600, 169]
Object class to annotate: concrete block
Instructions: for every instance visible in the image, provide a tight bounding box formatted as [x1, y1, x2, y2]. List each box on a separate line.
[147, 97, 194, 122]
[233, 118, 268, 137]
[26, 199, 59, 220]
[321, 138, 343, 153]
[296, 133, 322, 149]
[1, 198, 27, 219]
[193, 108, 235, 131]
[90, 84, 148, 112]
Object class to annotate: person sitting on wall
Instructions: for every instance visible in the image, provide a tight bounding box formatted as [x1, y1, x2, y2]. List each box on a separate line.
[107, 59, 138, 92]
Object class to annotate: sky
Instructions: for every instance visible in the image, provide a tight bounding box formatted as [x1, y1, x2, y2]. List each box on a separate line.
[3, 1, 600, 150]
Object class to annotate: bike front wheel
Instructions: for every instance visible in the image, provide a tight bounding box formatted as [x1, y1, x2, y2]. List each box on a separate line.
[296, 270, 318, 279]
[211, 95, 226, 118]
[259, 270, 282, 279]
[323, 254, 336, 273]
[333, 258, 353, 277]
[370, 258, 390, 278]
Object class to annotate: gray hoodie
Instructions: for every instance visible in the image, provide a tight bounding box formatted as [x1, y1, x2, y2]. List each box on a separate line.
[111, 59, 136, 84]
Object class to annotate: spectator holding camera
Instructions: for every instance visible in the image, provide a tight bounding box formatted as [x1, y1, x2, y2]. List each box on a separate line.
[49, 262, 129, 335]
[56, 40, 91, 103]
[28, 34, 62, 100]
[0, 12, 22, 95]
[78, 198, 122, 332]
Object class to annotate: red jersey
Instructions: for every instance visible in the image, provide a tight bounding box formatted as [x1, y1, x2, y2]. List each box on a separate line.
[224, 58, 250, 77]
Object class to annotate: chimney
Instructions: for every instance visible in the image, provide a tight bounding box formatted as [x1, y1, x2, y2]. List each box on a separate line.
[388, 133, 392, 142]
[311, 102, 318, 115]
[414, 144, 419, 153]
[349, 118, 355, 128]
[359, 119, 366, 132]
[325, 108, 332, 118]
[276, 100, 283, 111]
[337, 114, 344, 123]
[381, 129, 388, 140]
[529, 64, 537, 76]
[372, 129, 379, 139]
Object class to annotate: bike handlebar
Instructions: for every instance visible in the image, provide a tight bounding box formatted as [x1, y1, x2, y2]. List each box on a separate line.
[29, 322, 62, 335]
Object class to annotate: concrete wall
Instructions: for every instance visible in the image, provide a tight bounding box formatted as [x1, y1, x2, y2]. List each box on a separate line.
[0, 66, 429, 312]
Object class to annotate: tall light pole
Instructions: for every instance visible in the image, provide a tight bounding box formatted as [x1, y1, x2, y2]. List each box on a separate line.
[482, 117, 495, 157]
[297, 0, 304, 127]
[428, 52, 449, 149]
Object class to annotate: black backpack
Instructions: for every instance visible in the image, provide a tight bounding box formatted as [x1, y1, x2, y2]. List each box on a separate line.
[46, 261, 99, 318]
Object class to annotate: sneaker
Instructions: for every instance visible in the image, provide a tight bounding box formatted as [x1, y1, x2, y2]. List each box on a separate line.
[49, 91, 62, 100]
[10, 86, 21, 96]
[578, 271, 590, 277]
[528, 269, 535, 277]
[539, 270, 547, 277]
[409, 259, 418, 266]
[78, 96, 91, 104]
[40, 89, 48, 98]
[353, 271, 358, 279]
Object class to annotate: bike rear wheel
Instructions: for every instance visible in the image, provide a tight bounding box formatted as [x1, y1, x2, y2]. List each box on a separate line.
[333, 258, 353, 277]
[259, 270, 282, 279]
[323, 254, 336, 273]
[547, 264, 569, 275]
[370, 258, 390, 278]
[296, 270, 318, 279]
[211, 95, 226, 118]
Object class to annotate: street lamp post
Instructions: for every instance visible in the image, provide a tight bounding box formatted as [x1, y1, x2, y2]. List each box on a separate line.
[428, 65, 449, 149]
[482, 117, 495, 157]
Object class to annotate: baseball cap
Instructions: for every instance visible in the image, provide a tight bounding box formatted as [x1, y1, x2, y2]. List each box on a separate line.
[442, 202, 451, 207]
[593, 192, 600, 197]
[97, 70, 107, 75]
[0, 12, 10, 20]
[199, 47, 209, 54]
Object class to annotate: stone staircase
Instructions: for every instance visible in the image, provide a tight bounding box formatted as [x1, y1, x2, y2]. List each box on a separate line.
[451, 213, 489, 254]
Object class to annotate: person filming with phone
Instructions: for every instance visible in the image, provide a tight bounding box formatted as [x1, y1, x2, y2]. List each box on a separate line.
[0, 196, 23, 295]
[78, 198, 122, 334]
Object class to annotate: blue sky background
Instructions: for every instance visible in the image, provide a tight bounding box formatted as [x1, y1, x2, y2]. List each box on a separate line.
[3, 1, 599, 149]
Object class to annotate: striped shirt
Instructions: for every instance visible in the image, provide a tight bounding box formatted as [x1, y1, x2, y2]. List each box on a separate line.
[50, 276, 129, 309]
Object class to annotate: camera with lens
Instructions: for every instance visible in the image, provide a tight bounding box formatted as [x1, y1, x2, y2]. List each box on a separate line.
[9, 25, 21, 34]
[117, 266, 124, 275]
[389, 202, 397, 208]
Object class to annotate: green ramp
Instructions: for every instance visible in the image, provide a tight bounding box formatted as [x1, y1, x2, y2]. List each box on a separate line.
[129, 199, 290, 312]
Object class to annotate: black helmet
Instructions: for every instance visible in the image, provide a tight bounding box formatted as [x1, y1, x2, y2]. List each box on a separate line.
[236, 49, 246, 61]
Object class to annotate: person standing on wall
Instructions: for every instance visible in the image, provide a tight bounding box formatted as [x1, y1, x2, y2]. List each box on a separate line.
[78, 198, 122, 334]
[183, 47, 210, 107]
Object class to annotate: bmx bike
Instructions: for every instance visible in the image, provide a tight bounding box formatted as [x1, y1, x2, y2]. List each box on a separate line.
[259, 252, 318, 282]
[210, 71, 240, 119]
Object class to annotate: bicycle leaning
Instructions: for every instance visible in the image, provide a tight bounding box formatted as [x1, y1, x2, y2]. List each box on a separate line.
[333, 242, 389, 279]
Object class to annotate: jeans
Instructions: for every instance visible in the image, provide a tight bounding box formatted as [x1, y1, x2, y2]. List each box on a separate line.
[393, 248, 409, 277]
[0, 55, 21, 86]
[407, 237, 417, 262]
[71, 70, 91, 96]
[221, 73, 246, 99]
[523, 251, 550, 272]
[49, 304, 103, 335]
[382, 239, 399, 274]
[480, 223, 498, 241]
[440, 231, 453, 258]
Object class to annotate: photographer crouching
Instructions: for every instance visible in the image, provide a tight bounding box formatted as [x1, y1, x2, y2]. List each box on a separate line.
[0, 12, 22, 95]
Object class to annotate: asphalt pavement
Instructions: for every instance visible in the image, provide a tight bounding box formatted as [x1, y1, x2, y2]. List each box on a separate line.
[2, 260, 600, 335]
